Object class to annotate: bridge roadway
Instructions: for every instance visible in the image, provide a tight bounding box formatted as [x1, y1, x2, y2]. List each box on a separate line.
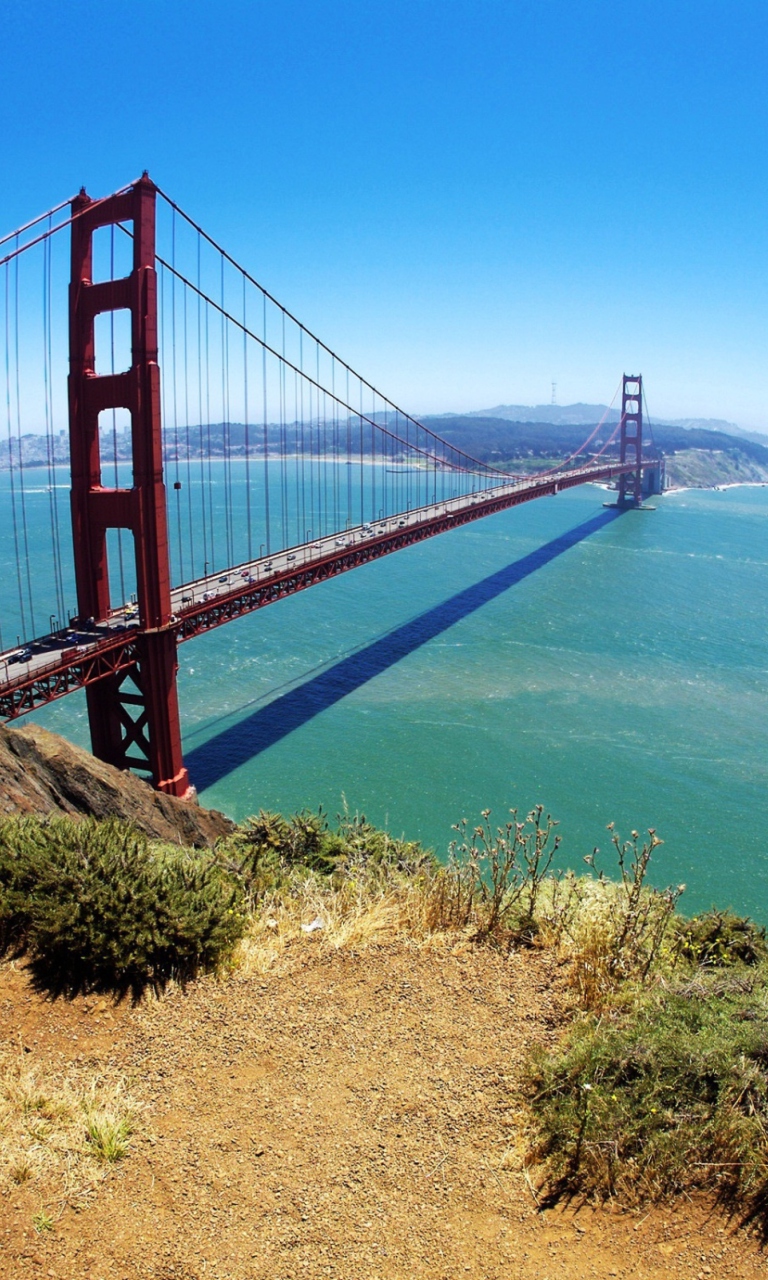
[0, 459, 633, 721]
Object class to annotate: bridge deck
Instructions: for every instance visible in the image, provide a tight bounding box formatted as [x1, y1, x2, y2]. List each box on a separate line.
[0, 461, 632, 721]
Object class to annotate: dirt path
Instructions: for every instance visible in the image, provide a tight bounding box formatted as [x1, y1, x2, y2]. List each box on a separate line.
[1, 941, 764, 1279]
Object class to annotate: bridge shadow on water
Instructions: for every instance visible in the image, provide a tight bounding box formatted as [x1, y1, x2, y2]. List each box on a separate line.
[186, 507, 622, 790]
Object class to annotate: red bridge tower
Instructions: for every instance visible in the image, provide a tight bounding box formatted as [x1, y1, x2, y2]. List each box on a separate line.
[617, 374, 643, 507]
[68, 175, 191, 797]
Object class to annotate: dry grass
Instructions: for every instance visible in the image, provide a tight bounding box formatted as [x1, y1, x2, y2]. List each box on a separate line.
[0, 1042, 138, 1214]
[231, 829, 678, 988]
[233, 867, 453, 974]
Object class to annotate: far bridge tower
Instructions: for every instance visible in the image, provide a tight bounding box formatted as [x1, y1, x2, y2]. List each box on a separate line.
[618, 374, 643, 507]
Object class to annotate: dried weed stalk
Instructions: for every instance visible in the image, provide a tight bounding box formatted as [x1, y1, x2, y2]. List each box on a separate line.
[561, 826, 684, 1008]
[434, 805, 561, 942]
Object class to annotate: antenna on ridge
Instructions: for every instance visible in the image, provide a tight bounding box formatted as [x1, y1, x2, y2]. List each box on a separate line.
[551, 381, 557, 406]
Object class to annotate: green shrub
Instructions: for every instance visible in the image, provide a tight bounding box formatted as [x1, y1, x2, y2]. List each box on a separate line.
[218, 809, 335, 901]
[526, 965, 768, 1213]
[0, 816, 245, 994]
[219, 808, 435, 903]
[675, 908, 768, 968]
[329, 811, 435, 877]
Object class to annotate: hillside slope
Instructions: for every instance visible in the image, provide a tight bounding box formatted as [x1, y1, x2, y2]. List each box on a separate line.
[0, 723, 232, 846]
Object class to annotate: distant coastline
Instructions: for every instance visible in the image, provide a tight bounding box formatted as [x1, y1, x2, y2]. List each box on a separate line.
[4, 406, 768, 493]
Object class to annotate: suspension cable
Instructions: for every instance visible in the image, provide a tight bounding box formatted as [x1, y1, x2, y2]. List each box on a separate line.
[4, 262, 26, 641]
[13, 246, 36, 636]
[196, 233, 209, 573]
[153, 184, 524, 481]
[42, 220, 66, 623]
[0, 195, 76, 251]
[0, 181, 141, 270]
[146, 249, 512, 480]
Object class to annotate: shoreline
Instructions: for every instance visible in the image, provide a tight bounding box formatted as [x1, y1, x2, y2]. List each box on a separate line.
[664, 479, 768, 494]
[4, 462, 768, 495]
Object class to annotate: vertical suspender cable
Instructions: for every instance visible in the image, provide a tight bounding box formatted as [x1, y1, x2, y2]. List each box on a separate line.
[221, 254, 233, 567]
[197, 233, 209, 573]
[293, 367, 301, 546]
[316, 340, 322, 535]
[370, 390, 376, 522]
[383, 402, 388, 519]
[243, 274, 252, 562]
[299, 330, 307, 540]
[280, 313, 287, 547]
[109, 226, 127, 607]
[42, 223, 66, 623]
[313, 348, 318, 536]
[170, 213, 184, 582]
[346, 368, 352, 530]
[48, 228, 66, 621]
[332, 359, 339, 532]
[14, 245, 36, 636]
[205, 302, 216, 570]
[262, 293, 270, 556]
[183, 284, 196, 577]
[306, 380, 312, 539]
[322, 390, 328, 537]
[359, 380, 364, 528]
[4, 262, 25, 642]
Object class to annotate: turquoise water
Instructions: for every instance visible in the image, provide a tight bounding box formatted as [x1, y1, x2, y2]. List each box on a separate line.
[24, 481, 768, 920]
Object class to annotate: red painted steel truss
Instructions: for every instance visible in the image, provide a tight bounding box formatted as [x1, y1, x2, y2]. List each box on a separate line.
[0, 636, 139, 721]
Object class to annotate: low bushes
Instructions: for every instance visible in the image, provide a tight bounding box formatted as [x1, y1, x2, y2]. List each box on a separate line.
[522, 836, 768, 1221]
[526, 964, 768, 1214]
[0, 815, 246, 994]
[217, 807, 434, 903]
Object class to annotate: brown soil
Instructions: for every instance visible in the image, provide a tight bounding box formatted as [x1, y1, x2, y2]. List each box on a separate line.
[0, 941, 765, 1280]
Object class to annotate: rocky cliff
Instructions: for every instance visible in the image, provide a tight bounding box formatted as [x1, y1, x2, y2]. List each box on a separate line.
[0, 723, 233, 846]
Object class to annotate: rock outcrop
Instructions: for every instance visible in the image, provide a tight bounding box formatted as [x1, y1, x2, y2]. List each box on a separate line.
[0, 723, 233, 847]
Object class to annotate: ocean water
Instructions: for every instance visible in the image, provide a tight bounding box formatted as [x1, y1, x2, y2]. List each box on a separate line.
[21, 479, 768, 920]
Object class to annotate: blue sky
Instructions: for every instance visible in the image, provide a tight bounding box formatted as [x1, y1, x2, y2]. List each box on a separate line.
[2, 1, 766, 426]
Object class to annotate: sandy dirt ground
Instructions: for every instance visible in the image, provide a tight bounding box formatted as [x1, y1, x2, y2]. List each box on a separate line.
[1, 940, 765, 1279]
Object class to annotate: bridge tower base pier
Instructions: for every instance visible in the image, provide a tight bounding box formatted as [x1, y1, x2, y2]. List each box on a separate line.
[68, 176, 191, 798]
[642, 456, 665, 497]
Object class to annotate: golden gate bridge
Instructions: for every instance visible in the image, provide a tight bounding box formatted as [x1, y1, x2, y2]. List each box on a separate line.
[0, 175, 661, 797]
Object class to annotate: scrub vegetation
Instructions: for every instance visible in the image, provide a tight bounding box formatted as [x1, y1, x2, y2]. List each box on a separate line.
[0, 815, 246, 997]
[1, 806, 767, 1225]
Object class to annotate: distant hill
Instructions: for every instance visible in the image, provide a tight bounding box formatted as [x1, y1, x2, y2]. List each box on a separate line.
[469, 401, 768, 445]
[467, 402, 621, 426]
